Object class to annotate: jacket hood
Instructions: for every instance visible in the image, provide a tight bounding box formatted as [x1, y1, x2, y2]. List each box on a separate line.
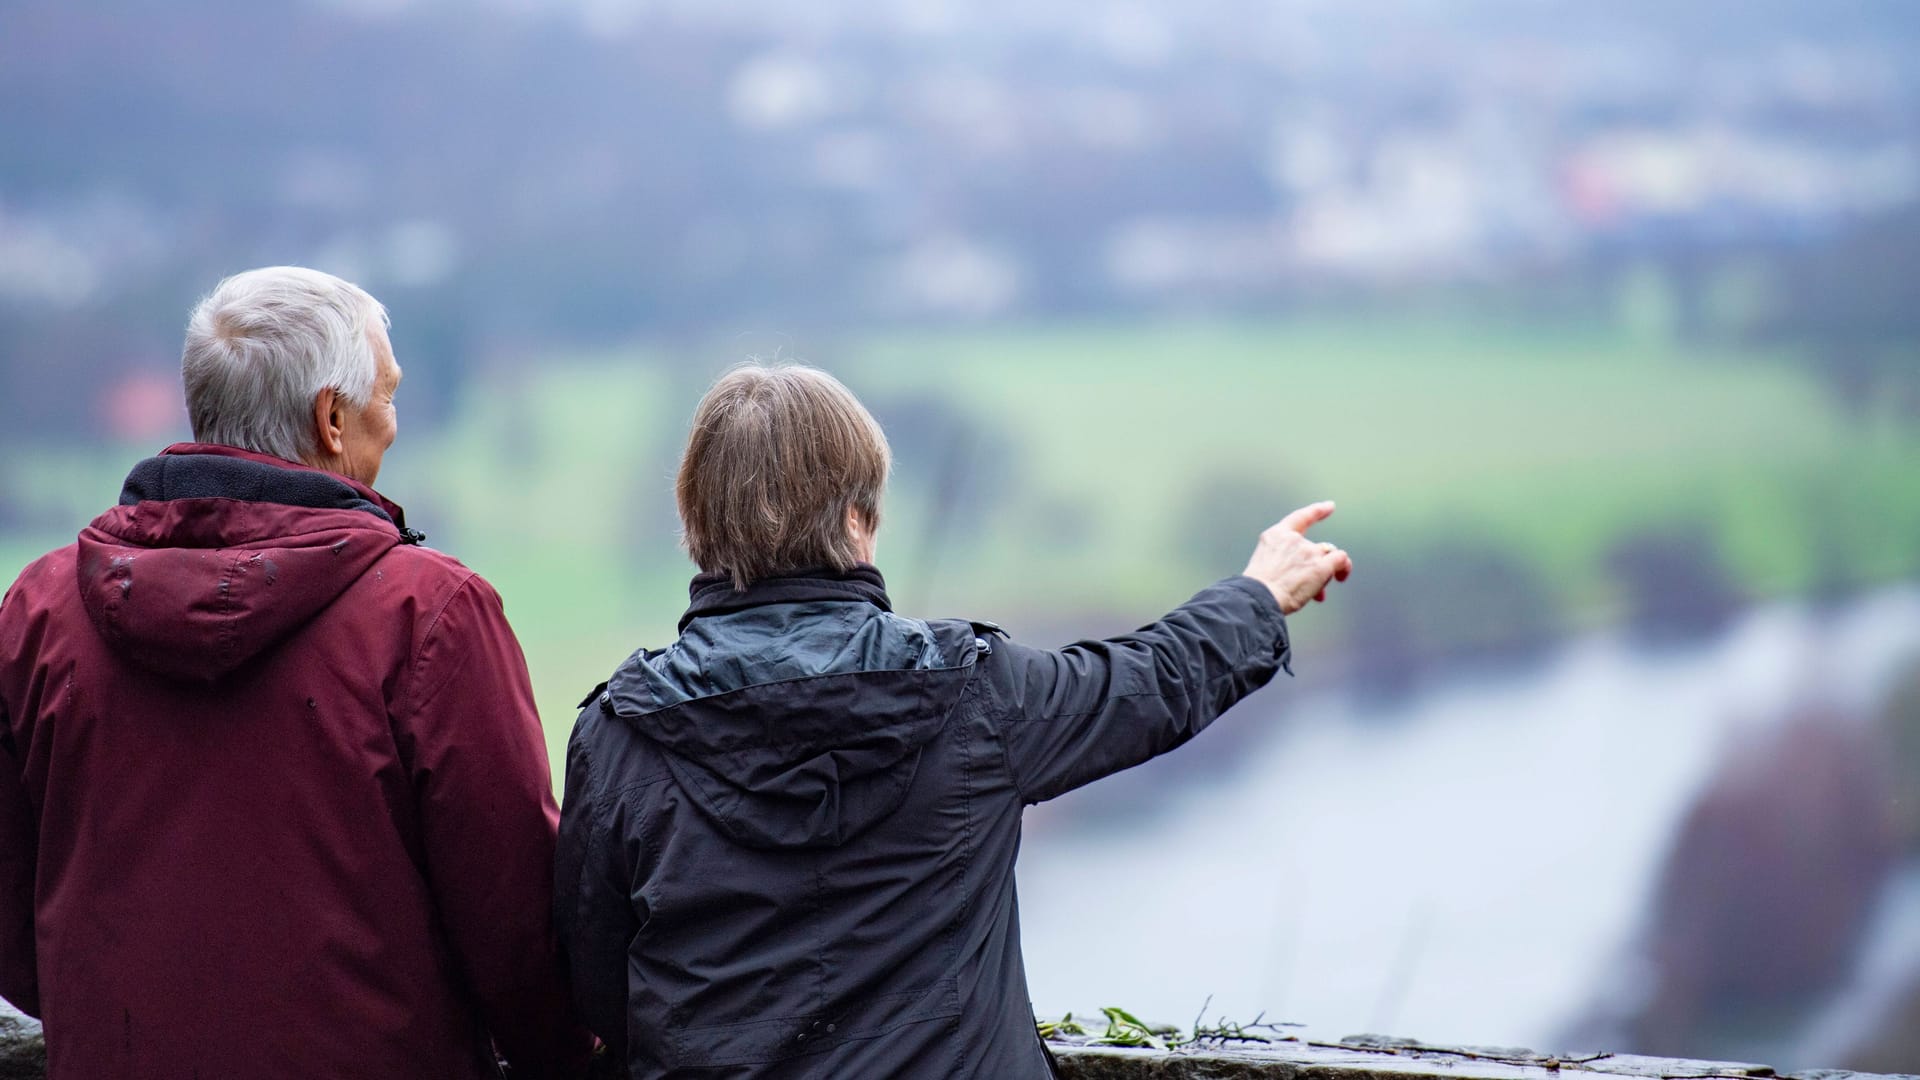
[75, 444, 412, 682]
[604, 567, 980, 850]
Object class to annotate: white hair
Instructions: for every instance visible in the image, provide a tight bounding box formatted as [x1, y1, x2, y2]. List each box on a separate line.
[181, 266, 390, 464]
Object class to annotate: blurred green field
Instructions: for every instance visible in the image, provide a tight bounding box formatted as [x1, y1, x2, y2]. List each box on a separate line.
[4, 316, 1917, 790]
[843, 318, 1918, 613]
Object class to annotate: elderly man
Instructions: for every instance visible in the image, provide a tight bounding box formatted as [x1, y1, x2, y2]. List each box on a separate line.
[556, 363, 1351, 1078]
[0, 267, 590, 1078]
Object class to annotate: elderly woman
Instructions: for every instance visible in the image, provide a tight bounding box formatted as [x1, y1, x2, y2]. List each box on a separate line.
[556, 364, 1350, 1078]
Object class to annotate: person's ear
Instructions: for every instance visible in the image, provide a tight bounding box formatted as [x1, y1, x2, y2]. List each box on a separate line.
[847, 505, 878, 562]
[313, 388, 347, 458]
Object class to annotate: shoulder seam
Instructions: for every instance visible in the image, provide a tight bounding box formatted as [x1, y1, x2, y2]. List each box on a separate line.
[397, 567, 485, 719]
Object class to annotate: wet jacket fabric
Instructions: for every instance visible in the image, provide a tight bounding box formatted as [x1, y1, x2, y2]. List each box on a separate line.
[0, 443, 591, 1080]
[555, 565, 1290, 1079]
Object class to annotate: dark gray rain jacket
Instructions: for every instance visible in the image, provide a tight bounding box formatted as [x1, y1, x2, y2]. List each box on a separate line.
[554, 566, 1290, 1079]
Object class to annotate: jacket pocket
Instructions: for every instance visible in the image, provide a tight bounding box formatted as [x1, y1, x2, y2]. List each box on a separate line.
[667, 978, 960, 1068]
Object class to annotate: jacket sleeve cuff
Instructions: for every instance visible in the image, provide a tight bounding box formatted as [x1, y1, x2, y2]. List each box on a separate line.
[1227, 574, 1294, 676]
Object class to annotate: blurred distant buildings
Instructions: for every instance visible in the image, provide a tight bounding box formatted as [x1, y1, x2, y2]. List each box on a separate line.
[1, 0, 1917, 432]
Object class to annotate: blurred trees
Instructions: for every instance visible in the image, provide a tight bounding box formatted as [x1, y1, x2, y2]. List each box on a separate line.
[1603, 525, 1744, 643]
[1595, 714, 1900, 1060]
[1338, 540, 1559, 701]
[1756, 205, 1920, 424]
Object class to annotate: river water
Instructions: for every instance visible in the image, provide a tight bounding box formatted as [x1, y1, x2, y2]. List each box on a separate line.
[1016, 585, 1920, 1052]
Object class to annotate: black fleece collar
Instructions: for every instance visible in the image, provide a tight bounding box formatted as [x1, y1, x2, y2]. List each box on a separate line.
[680, 564, 891, 632]
[120, 450, 424, 543]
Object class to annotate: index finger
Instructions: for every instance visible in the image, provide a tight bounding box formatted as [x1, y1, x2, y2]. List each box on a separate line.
[1277, 500, 1336, 535]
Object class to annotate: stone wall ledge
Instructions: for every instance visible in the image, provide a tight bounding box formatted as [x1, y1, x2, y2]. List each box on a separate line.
[0, 1015, 42, 1080]
[1049, 1035, 1916, 1080]
[4, 1017, 1914, 1079]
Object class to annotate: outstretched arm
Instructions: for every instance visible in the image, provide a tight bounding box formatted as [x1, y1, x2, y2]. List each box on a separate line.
[987, 502, 1351, 804]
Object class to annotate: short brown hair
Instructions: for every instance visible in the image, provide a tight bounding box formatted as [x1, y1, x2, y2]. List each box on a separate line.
[677, 363, 891, 589]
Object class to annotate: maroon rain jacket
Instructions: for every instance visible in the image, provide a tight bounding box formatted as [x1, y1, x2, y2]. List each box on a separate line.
[0, 444, 591, 1079]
